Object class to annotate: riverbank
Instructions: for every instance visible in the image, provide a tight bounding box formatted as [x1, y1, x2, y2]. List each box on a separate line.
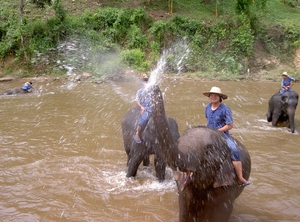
[0, 66, 292, 85]
[1, 0, 299, 83]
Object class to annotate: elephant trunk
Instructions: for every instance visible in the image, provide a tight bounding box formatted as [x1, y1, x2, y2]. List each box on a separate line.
[287, 107, 296, 133]
[151, 85, 180, 169]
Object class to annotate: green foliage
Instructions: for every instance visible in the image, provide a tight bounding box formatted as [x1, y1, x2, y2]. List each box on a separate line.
[126, 25, 148, 50]
[0, 17, 20, 58]
[228, 14, 254, 57]
[53, 0, 66, 22]
[31, 0, 52, 8]
[149, 20, 169, 46]
[262, 25, 300, 62]
[236, 0, 252, 15]
[281, 0, 299, 7]
[81, 7, 151, 47]
[149, 41, 161, 63]
[121, 49, 149, 71]
[171, 16, 200, 37]
[0, 0, 300, 78]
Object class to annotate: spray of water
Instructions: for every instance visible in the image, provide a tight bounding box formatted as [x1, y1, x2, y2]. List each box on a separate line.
[146, 39, 190, 89]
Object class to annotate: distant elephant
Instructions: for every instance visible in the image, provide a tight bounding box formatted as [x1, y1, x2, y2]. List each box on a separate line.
[267, 91, 299, 133]
[1, 88, 32, 95]
[2, 88, 24, 95]
[121, 106, 180, 182]
[151, 85, 251, 222]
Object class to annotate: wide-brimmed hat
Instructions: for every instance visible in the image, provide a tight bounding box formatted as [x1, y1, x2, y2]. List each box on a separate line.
[282, 71, 288, 77]
[203, 86, 228, 100]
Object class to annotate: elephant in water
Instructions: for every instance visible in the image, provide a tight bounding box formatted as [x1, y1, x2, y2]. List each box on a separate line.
[267, 91, 298, 133]
[150, 85, 251, 222]
[1, 88, 27, 95]
[1, 88, 35, 95]
[121, 106, 180, 182]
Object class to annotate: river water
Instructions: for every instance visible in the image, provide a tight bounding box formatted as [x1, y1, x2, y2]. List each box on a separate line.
[0, 78, 299, 222]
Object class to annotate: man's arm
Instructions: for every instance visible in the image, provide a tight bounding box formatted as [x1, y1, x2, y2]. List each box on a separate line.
[218, 123, 233, 132]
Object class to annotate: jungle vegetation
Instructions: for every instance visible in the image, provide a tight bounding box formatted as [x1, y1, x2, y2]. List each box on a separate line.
[0, 0, 300, 81]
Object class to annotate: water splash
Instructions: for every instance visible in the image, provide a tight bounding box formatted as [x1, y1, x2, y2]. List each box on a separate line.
[147, 39, 190, 88]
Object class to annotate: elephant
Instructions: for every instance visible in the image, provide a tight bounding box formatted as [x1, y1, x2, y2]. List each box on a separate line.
[267, 91, 299, 133]
[121, 106, 180, 182]
[1, 88, 31, 95]
[150, 85, 251, 222]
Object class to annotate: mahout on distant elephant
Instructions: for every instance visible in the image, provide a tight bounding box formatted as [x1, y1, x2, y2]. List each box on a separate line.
[121, 106, 180, 182]
[1, 81, 34, 95]
[267, 91, 298, 133]
[151, 84, 251, 222]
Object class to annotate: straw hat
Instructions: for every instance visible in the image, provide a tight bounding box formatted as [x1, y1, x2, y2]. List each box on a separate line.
[203, 86, 228, 100]
[282, 72, 288, 77]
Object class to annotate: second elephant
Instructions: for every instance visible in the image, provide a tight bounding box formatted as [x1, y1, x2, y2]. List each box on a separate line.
[151, 85, 251, 222]
[267, 91, 299, 133]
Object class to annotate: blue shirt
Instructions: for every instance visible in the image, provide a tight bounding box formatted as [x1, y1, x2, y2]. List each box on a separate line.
[205, 103, 233, 137]
[21, 83, 33, 91]
[135, 88, 152, 112]
[281, 76, 295, 87]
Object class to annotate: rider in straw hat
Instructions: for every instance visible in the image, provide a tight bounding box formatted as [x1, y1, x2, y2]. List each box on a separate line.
[203, 86, 250, 187]
[279, 71, 295, 95]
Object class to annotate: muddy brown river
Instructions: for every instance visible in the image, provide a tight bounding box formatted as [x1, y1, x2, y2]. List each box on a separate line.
[0, 78, 299, 222]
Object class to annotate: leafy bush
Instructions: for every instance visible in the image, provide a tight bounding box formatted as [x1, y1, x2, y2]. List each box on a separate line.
[126, 25, 148, 50]
[121, 49, 149, 71]
[228, 14, 254, 57]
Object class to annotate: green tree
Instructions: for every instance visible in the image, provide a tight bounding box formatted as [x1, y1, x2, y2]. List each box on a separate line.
[19, 0, 52, 59]
[236, 0, 252, 15]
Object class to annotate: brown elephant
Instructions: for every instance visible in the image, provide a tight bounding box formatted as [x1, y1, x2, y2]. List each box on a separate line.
[151, 85, 251, 222]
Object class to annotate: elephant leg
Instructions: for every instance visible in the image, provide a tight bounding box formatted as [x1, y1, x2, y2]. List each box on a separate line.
[126, 150, 145, 178]
[154, 155, 166, 182]
[266, 109, 272, 122]
[142, 155, 150, 166]
[271, 112, 280, 126]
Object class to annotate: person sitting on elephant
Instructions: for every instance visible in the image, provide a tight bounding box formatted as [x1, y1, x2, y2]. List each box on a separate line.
[279, 72, 295, 95]
[133, 74, 151, 144]
[203, 86, 251, 187]
[21, 81, 33, 92]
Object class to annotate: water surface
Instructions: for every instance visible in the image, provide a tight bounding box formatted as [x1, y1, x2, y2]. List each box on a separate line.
[0, 79, 299, 221]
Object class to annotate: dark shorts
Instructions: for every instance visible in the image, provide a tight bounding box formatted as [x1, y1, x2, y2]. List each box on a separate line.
[225, 136, 241, 161]
[138, 111, 151, 127]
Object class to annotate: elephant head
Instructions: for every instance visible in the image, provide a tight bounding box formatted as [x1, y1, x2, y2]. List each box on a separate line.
[267, 91, 298, 133]
[150, 85, 251, 222]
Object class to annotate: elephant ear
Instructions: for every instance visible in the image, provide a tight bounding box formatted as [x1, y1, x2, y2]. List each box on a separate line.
[212, 158, 236, 188]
